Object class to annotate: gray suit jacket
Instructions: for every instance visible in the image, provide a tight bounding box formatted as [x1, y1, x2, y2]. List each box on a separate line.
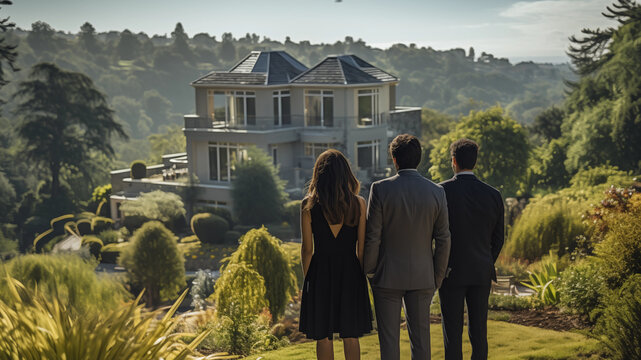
[364, 169, 451, 290]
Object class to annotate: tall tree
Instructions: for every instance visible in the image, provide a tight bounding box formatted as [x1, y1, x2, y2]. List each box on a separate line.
[116, 29, 140, 60]
[0, 0, 17, 103]
[26, 21, 56, 53]
[171, 22, 190, 55]
[14, 63, 127, 199]
[79, 22, 99, 53]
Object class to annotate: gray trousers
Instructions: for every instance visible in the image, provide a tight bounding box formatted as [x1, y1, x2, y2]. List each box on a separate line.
[372, 287, 435, 360]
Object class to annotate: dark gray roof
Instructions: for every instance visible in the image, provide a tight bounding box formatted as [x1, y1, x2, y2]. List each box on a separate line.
[291, 55, 398, 85]
[192, 51, 308, 86]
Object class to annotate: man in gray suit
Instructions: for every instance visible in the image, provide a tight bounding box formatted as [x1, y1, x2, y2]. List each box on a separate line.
[364, 134, 451, 360]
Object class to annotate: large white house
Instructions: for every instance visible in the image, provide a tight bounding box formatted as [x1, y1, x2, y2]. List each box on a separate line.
[110, 51, 420, 221]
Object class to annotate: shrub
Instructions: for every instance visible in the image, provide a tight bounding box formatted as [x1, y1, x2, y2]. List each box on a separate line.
[100, 242, 128, 264]
[91, 184, 112, 216]
[130, 160, 147, 179]
[190, 269, 216, 310]
[505, 194, 586, 260]
[232, 147, 288, 225]
[191, 213, 229, 244]
[119, 221, 186, 307]
[0, 230, 17, 259]
[0, 254, 128, 314]
[223, 230, 242, 245]
[557, 259, 605, 319]
[281, 242, 304, 291]
[196, 206, 235, 229]
[212, 262, 268, 319]
[225, 227, 297, 319]
[97, 229, 119, 245]
[90, 216, 113, 233]
[569, 165, 631, 188]
[594, 208, 641, 288]
[81, 235, 104, 259]
[596, 274, 641, 360]
[495, 255, 530, 282]
[283, 200, 302, 236]
[488, 294, 542, 311]
[120, 190, 186, 231]
[0, 279, 214, 360]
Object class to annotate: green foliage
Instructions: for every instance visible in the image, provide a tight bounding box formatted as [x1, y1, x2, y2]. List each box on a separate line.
[0, 254, 128, 314]
[14, 63, 127, 201]
[521, 261, 560, 305]
[506, 194, 586, 260]
[282, 200, 301, 235]
[190, 269, 216, 310]
[148, 125, 185, 163]
[0, 278, 213, 360]
[191, 213, 229, 244]
[0, 171, 16, 223]
[225, 227, 297, 319]
[97, 229, 119, 245]
[569, 165, 631, 188]
[527, 138, 571, 191]
[213, 263, 268, 319]
[429, 106, 529, 196]
[130, 160, 147, 179]
[595, 274, 641, 360]
[0, 229, 17, 259]
[531, 106, 564, 141]
[232, 147, 287, 225]
[488, 294, 541, 311]
[100, 242, 128, 264]
[557, 259, 605, 319]
[119, 190, 186, 231]
[119, 221, 186, 307]
[594, 207, 641, 288]
[90, 184, 111, 216]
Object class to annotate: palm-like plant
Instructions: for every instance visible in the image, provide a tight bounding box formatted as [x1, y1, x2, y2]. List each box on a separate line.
[521, 262, 560, 305]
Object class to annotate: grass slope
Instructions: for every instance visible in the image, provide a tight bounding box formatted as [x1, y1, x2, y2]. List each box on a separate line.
[243, 321, 601, 360]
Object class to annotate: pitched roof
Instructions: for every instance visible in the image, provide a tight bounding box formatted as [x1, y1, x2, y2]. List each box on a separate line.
[291, 55, 398, 85]
[192, 51, 308, 86]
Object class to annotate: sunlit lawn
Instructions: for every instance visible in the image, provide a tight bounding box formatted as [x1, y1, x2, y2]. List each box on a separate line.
[242, 321, 602, 360]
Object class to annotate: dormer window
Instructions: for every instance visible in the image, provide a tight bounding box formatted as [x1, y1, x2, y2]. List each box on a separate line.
[305, 90, 333, 127]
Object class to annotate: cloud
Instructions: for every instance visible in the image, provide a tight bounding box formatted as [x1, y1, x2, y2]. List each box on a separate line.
[498, 0, 614, 55]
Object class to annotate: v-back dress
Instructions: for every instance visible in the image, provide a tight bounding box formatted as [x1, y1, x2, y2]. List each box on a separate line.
[299, 202, 373, 340]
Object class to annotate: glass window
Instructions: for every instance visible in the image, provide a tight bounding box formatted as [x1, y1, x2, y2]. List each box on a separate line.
[209, 143, 245, 182]
[357, 140, 380, 169]
[207, 91, 227, 122]
[304, 143, 336, 159]
[358, 89, 379, 126]
[273, 90, 291, 126]
[305, 90, 333, 127]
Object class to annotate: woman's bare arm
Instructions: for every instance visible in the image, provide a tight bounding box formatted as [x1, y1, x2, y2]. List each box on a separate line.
[357, 196, 367, 269]
[301, 206, 314, 277]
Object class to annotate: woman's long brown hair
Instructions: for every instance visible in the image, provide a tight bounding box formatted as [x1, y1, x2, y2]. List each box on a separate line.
[303, 149, 361, 227]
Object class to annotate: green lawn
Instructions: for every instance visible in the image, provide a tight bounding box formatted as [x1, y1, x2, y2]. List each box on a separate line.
[242, 321, 602, 360]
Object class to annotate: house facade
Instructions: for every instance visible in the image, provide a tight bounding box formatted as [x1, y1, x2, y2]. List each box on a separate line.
[110, 51, 420, 220]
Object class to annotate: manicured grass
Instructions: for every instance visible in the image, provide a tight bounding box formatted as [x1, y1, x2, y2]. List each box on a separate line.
[242, 321, 602, 360]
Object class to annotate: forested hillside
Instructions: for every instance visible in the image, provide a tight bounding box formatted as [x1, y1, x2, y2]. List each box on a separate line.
[0, 22, 572, 164]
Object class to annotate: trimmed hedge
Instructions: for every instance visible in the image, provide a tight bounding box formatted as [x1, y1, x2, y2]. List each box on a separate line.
[130, 160, 147, 179]
[191, 213, 229, 244]
[81, 235, 104, 259]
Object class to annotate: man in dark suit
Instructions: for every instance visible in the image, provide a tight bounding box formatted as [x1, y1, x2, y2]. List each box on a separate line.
[438, 139, 504, 360]
[364, 134, 451, 360]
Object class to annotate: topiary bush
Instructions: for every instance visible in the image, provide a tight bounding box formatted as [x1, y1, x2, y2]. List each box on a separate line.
[596, 274, 641, 360]
[225, 227, 297, 319]
[505, 194, 586, 261]
[196, 206, 235, 229]
[130, 160, 147, 179]
[118, 221, 186, 307]
[283, 200, 302, 236]
[223, 230, 242, 245]
[191, 213, 229, 244]
[120, 190, 186, 232]
[212, 262, 268, 319]
[0, 254, 128, 314]
[81, 235, 104, 259]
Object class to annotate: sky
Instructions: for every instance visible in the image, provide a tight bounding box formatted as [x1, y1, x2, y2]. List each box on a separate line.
[7, 0, 616, 63]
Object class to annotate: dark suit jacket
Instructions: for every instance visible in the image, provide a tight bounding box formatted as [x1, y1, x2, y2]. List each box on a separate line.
[439, 174, 504, 286]
[364, 169, 451, 290]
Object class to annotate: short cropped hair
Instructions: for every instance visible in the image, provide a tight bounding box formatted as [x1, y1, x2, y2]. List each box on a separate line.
[450, 138, 478, 170]
[389, 134, 422, 170]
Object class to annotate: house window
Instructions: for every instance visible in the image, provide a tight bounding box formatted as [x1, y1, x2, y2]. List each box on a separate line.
[271, 146, 278, 166]
[358, 89, 380, 126]
[273, 90, 291, 126]
[208, 91, 255, 126]
[304, 143, 336, 159]
[357, 140, 380, 169]
[305, 90, 333, 127]
[208, 143, 246, 182]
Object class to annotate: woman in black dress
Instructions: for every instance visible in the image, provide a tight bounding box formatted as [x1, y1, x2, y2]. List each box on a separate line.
[299, 149, 373, 360]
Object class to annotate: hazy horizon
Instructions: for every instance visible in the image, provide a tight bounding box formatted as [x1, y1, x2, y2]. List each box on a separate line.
[8, 0, 615, 64]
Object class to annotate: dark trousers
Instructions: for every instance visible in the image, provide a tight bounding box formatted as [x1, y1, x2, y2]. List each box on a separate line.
[372, 287, 434, 360]
[439, 284, 491, 360]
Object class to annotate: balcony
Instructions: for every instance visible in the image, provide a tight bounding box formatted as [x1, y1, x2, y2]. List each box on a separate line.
[184, 113, 389, 131]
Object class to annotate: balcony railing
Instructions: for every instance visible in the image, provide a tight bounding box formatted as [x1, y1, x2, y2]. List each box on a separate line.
[184, 113, 390, 130]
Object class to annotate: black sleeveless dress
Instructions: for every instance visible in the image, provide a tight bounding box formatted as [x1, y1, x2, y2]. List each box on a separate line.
[299, 203, 373, 340]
